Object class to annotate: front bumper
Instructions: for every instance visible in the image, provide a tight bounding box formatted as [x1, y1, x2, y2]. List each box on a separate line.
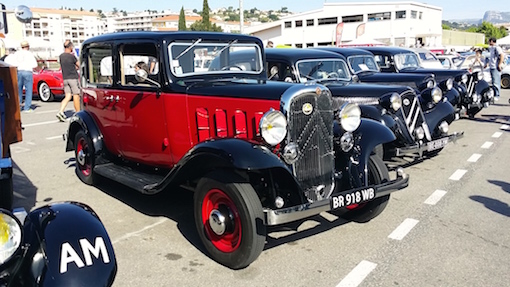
[395, 131, 464, 157]
[263, 168, 409, 226]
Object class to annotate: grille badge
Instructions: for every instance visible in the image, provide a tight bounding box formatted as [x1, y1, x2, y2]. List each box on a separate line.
[302, 103, 313, 115]
[403, 98, 410, 106]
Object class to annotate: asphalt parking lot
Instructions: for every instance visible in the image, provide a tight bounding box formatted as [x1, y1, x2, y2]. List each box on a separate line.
[12, 89, 510, 287]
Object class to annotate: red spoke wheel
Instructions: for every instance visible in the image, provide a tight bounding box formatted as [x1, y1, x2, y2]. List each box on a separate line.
[194, 171, 265, 269]
[341, 155, 391, 223]
[74, 130, 96, 185]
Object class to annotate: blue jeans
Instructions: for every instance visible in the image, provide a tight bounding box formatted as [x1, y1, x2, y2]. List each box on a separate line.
[18, 70, 33, 111]
[490, 68, 501, 97]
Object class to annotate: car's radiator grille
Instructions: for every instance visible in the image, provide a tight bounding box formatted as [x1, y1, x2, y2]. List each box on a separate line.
[287, 91, 335, 202]
[399, 91, 432, 141]
[466, 76, 475, 99]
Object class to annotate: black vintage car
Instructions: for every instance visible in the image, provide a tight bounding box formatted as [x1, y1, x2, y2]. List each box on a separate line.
[264, 48, 463, 159]
[360, 46, 494, 118]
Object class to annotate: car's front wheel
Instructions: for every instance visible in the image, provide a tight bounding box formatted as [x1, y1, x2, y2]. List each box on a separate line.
[38, 82, 54, 102]
[501, 75, 510, 89]
[194, 171, 266, 269]
[74, 130, 96, 185]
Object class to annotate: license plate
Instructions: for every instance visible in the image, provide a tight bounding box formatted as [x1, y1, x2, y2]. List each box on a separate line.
[330, 187, 375, 210]
[426, 138, 448, 151]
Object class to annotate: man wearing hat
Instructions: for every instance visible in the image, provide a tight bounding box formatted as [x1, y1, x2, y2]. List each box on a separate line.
[6, 40, 38, 112]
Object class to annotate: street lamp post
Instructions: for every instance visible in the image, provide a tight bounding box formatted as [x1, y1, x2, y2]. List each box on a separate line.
[239, 0, 244, 34]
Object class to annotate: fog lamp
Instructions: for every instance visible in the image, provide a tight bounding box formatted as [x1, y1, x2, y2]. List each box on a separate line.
[439, 121, 449, 133]
[415, 127, 425, 140]
[282, 142, 299, 164]
[275, 196, 285, 208]
[340, 132, 354, 152]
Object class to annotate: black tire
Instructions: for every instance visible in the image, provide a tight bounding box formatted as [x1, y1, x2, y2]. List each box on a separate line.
[38, 82, 54, 102]
[342, 155, 391, 223]
[74, 130, 96, 185]
[0, 178, 13, 211]
[194, 171, 266, 269]
[501, 75, 510, 89]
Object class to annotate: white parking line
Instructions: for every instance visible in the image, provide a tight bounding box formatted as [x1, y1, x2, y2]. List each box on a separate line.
[492, 132, 503, 138]
[501, 125, 509, 130]
[449, 169, 467, 181]
[388, 218, 419, 240]
[481, 142, 493, 149]
[467, 154, 482, 163]
[46, 135, 63, 140]
[112, 218, 167, 244]
[424, 190, 447, 205]
[23, 120, 60, 127]
[336, 260, 377, 287]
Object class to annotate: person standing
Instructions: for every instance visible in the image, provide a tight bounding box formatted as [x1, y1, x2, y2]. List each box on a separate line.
[5, 41, 37, 112]
[486, 37, 505, 98]
[56, 40, 80, 122]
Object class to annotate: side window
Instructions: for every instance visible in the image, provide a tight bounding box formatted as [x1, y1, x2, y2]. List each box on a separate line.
[266, 61, 295, 82]
[374, 55, 389, 68]
[85, 45, 113, 87]
[118, 43, 159, 87]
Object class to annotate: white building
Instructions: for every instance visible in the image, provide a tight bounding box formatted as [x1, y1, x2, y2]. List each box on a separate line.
[245, 1, 443, 48]
[152, 15, 249, 33]
[109, 10, 173, 32]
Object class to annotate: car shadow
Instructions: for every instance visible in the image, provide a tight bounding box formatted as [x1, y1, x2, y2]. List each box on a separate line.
[468, 113, 510, 125]
[12, 160, 38, 212]
[469, 195, 510, 217]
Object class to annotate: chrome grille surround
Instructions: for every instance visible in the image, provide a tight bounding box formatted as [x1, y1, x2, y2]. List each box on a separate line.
[281, 84, 335, 202]
[399, 90, 432, 141]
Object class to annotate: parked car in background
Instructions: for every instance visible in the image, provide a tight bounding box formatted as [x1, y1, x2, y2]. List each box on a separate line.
[411, 48, 444, 69]
[65, 31, 409, 269]
[361, 46, 494, 118]
[264, 48, 462, 159]
[32, 64, 64, 102]
[437, 54, 464, 69]
[501, 65, 510, 89]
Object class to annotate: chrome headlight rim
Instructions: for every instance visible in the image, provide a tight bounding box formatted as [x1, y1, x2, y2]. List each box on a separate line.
[431, 87, 443, 104]
[390, 93, 402, 111]
[340, 132, 355, 152]
[260, 109, 288, 146]
[461, 74, 468, 84]
[445, 78, 454, 90]
[426, 79, 435, 89]
[338, 103, 362, 132]
[0, 210, 23, 265]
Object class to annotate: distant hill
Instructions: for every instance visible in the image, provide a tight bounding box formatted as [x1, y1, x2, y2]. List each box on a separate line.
[483, 11, 510, 23]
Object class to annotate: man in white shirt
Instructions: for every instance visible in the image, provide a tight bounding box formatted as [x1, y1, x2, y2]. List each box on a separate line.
[6, 40, 38, 112]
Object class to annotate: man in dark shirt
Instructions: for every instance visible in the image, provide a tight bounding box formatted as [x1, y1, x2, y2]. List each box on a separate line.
[56, 40, 80, 122]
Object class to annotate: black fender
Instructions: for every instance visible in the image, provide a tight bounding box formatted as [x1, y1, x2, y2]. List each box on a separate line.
[143, 138, 295, 194]
[423, 101, 456, 134]
[359, 105, 397, 130]
[444, 88, 460, 108]
[65, 111, 104, 157]
[16, 202, 116, 287]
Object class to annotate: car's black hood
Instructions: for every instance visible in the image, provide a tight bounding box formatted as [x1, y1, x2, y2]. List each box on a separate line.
[324, 81, 413, 98]
[356, 71, 433, 90]
[398, 68, 467, 82]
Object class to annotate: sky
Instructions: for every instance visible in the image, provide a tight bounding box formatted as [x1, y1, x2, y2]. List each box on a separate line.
[1, 0, 506, 20]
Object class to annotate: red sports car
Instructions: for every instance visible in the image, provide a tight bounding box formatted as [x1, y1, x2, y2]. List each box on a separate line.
[32, 60, 64, 102]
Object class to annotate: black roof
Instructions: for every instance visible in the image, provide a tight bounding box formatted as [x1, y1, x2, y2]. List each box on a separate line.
[359, 46, 415, 55]
[82, 31, 263, 46]
[314, 47, 374, 58]
[265, 48, 347, 62]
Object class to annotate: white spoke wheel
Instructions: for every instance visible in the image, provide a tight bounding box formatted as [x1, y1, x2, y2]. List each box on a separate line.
[194, 171, 265, 269]
[38, 82, 54, 102]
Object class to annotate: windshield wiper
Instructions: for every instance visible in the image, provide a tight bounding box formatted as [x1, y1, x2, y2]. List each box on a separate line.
[175, 38, 202, 60]
[213, 39, 238, 57]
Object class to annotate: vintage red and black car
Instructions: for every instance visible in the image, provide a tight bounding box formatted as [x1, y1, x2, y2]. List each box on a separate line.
[360, 46, 494, 118]
[64, 31, 409, 269]
[263, 48, 462, 159]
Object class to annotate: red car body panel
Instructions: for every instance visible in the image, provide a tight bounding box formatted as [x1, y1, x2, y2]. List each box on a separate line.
[32, 68, 64, 95]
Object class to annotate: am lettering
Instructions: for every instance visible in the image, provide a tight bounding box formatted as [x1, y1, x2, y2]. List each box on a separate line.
[60, 237, 110, 273]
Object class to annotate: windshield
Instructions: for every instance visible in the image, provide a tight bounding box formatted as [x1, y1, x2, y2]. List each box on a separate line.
[348, 55, 379, 74]
[394, 53, 421, 70]
[168, 40, 263, 78]
[295, 59, 351, 82]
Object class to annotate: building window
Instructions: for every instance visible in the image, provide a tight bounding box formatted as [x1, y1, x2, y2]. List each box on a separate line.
[306, 19, 314, 26]
[396, 11, 406, 19]
[411, 11, 417, 19]
[296, 44, 303, 48]
[419, 12, 423, 19]
[306, 43, 314, 47]
[284, 21, 292, 28]
[368, 12, 391, 21]
[318, 17, 338, 25]
[295, 20, 303, 27]
[342, 14, 363, 23]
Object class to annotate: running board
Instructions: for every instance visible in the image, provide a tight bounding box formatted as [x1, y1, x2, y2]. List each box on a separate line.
[94, 163, 165, 194]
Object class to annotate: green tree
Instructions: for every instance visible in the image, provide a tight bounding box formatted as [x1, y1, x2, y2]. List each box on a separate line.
[442, 23, 451, 30]
[178, 6, 187, 31]
[189, 0, 223, 32]
[470, 21, 509, 42]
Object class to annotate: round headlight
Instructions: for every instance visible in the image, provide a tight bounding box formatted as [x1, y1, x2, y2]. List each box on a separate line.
[415, 126, 425, 140]
[439, 121, 449, 133]
[446, 78, 453, 90]
[426, 79, 435, 89]
[432, 87, 443, 103]
[260, 110, 287, 146]
[485, 88, 494, 99]
[477, 71, 483, 81]
[338, 103, 361, 132]
[461, 74, 468, 84]
[390, 93, 402, 111]
[0, 212, 22, 265]
[472, 93, 479, 103]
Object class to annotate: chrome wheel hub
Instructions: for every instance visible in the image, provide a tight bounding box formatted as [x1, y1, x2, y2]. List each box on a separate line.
[209, 209, 226, 236]
[77, 149, 86, 166]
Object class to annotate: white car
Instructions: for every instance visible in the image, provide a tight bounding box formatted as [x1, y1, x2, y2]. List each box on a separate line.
[411, 48, 444, 69]
[501, 65, 510, 89]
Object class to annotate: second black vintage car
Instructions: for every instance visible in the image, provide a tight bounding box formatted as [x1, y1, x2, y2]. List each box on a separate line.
[360, 46, 495, 118]
[263, 48, 463, 159]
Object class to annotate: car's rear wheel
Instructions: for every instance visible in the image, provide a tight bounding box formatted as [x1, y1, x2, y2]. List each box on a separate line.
[0, 177, 13, 211]
[341, 155, 391, 223]
[501, 75, 510, 89]
[194, 171, 265, 269]
[74, 130, 96, 185]
[38, 82, 54, 102]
